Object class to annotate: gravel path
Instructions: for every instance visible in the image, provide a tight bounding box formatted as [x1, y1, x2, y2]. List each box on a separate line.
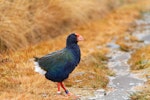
[83, 12, 150, 100]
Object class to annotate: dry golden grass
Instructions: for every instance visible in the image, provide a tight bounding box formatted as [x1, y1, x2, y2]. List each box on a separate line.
[0, 37, 110, 100]
[0, 0, 116, 52]
[130, 78, 150, 100]
[129, 46, 150, 70]
[129, 46, 150, 100]
[0, 0, 137, 52]
[1, 0, 150, 100]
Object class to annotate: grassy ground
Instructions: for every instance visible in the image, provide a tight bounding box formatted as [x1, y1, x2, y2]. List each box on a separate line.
[0, 32, 111, 100]
[1, 0, 150, 100]
[129, 46, 150, 100]
[0, 0, 128, 52]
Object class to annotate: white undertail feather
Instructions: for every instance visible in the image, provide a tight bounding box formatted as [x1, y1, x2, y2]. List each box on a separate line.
[34, 62, 46, 75]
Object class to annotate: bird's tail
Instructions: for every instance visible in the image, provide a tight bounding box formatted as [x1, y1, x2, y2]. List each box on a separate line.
[33, 56, 39, 62]
[33, 56, 46, 75]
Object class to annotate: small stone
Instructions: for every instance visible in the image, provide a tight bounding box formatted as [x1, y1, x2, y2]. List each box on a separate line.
[106, 43, 120, 49]
[73, 72, 85, 77]
[75, 80, 82, 83]
[94, 89, 106, 97]
[41, 93, 47, 97]
[88, 97, 97, 100]
[129, 83, 135, 86]
[117, 83, 120, 85]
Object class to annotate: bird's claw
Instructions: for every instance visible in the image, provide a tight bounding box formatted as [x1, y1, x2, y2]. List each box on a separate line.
[66, 92, 72, 96]
[67, 93, 81, 100]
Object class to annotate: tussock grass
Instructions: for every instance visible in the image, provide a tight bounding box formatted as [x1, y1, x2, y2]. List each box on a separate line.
[1, 0, 150, 99]
[0, 0, 102, 51]
[0, 36, 111, 99]
[129, 46, 150, 99]
[130, 85, 150, 100]
[129, 46, 150, 70]
[0, 0, 134, 52]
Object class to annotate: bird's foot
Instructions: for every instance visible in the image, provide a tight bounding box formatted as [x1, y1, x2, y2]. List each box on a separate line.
[66, 92, 72, 96]
[65, 90, 70, 95]
[57, 91, 62, 95]
[65, 90, 80, 99]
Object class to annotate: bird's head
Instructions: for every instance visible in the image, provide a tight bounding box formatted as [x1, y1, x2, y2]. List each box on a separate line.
[66, 33, 84, 46]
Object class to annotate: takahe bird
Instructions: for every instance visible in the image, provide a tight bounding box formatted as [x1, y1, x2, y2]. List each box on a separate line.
[34, 33, 83, 96]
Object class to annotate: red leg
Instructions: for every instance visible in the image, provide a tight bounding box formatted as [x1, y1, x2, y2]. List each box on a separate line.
[59, 82, 80, 99]
[57, 82, 61, 94]
[60, 82, 70, 96]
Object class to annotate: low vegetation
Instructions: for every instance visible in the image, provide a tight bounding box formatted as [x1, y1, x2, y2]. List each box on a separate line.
[0, 36, 112, 99]
[1, 0, 150, 100]
[129, 46, 150, 100]
[0, 0, 129, 52]
[130, 88, 150, 100]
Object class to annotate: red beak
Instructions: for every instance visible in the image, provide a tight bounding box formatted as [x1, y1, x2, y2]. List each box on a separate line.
[75, 33, 84, 41]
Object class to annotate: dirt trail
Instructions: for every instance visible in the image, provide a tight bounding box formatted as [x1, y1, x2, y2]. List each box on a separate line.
[73, 1, 150, 99]
[97, 12, 150, 100]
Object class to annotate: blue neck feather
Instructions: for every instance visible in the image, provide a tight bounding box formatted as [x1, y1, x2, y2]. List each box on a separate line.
[66, 43, 80, 64]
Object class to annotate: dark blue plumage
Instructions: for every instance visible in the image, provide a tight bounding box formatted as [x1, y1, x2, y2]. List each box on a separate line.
[34, 33, 81, 82]
[34, 33, 83, 95]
